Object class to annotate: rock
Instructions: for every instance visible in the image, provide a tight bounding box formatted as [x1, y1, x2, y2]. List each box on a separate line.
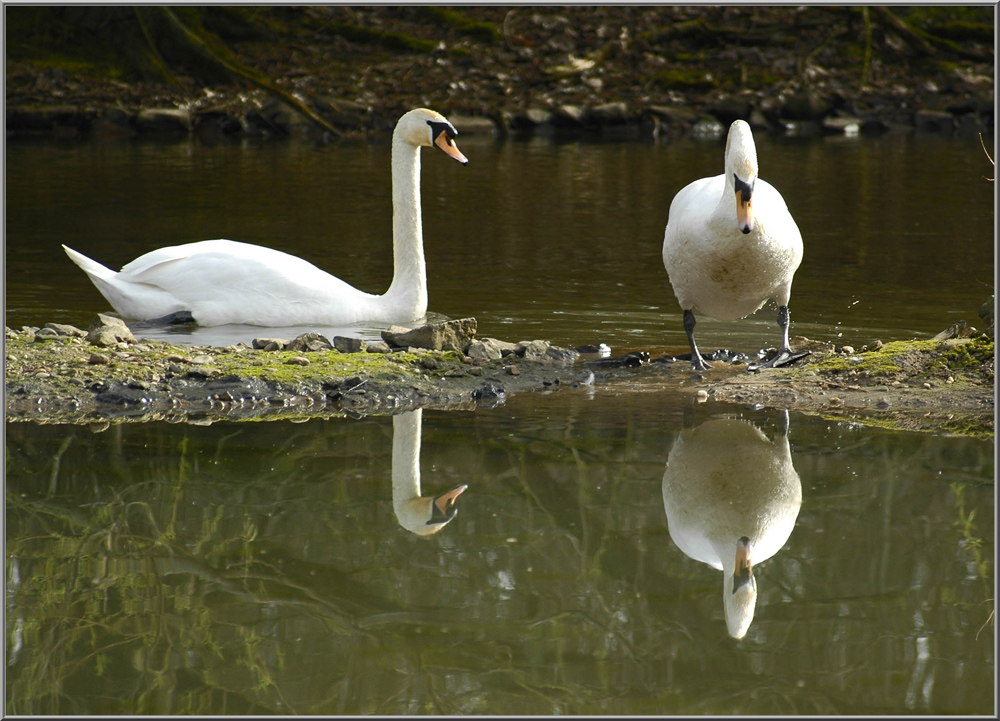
[840, 345, 855, 355]
[509, 107, 553, 130]
[551, 104, 587, 128]
[381, 318, 477, 353]
[333, 336, 368, 353]
[709, 97, 751, 126]
[913, 110, 955, 134]
[517, 340, 552, 361]
[977, 296, 993, 337]
[822, 115, 861, 134]
[252, 337, 289, 350]
[782, 91, 830, 121]
[34, 327, 59, 340]
[44, 322, 87, 338]
[468, 337, 519, 362]
[589, 102, 629, 126]
[285, 356, 310, 366]
[365, 341, 392, 354]
[135, 108, 192, 134]
[447, 114, 498, 135]
[87, 313, 135, 347]
[88, 353, 110, 365]
[287, 332, 334, 353]
[647, 104, 700, 128]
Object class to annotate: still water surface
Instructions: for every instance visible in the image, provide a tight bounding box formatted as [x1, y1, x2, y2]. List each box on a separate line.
[4, 132, 996, 714]
[5, 390, 994, 714]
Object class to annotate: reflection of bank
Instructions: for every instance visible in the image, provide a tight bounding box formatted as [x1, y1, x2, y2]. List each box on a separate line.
[393, 409, 467, 536]
[662, 413, 802, 639]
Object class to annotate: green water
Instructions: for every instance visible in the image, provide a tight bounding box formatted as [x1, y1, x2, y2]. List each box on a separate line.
[4, 132, 995, 714]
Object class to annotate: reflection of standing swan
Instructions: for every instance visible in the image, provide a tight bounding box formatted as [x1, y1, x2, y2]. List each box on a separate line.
[662, 416, 801, 638]
[393, 409, 467, 536]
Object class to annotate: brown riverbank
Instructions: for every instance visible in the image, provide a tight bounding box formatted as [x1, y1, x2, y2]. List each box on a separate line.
[5, 7, 994, 142]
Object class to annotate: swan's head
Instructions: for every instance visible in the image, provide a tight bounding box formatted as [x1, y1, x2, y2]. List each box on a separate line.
[724, 120, 759, 235]
[394, 483, 468, 536]
[396, 108, 469, 165]
[724, 536, 757, 639]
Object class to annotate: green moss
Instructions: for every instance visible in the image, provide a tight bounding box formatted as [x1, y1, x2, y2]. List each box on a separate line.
[653, 67, 718, 92]
[933, 337, 994, 372]
[326, 22, 436, 53]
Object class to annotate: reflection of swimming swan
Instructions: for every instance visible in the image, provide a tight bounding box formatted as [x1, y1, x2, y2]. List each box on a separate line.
[393, 409, 467, 536]
[63, 108, 468, 326]
[662, 415, 802, 638]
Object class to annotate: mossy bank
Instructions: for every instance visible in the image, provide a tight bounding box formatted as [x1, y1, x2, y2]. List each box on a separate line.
[5, 317, 994, 439]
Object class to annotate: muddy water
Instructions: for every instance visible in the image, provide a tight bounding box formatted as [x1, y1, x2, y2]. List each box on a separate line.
[4, 132, 996, 714]
[5, 389, 994, 715]
[4, 131, 994, 350]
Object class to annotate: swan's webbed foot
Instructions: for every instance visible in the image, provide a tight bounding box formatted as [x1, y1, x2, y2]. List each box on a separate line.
[747, 348, 811, 372]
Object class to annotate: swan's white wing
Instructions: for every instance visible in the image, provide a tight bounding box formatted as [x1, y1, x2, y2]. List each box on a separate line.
[117, 239, 376, 326]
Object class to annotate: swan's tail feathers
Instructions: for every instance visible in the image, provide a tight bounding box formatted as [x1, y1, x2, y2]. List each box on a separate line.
[62, 245, 116, 281]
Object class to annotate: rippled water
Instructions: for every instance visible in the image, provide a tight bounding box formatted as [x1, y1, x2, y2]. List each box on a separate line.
[4, 132, 996, 715]
[5, 130, 995, 351]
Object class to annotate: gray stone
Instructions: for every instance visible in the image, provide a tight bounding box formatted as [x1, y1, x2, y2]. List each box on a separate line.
[365, 341, 392, 354]
[135, 108, 192, 134]
[381, 318, 477, 353]
[647, 104, 700, 127]
[822, 115, 862, 134]
[517, 340, 551, 361]
[551, 105, 586, 128]
[469, 337, 519, 362]
[447, 114, 498, 135]
[914, 110, 955, 134]
[782, 91, 829, 121]
[44, 322, 87, 337]
[589, 102, 629, 126]
[287, 332, 334, 353]
[87, 313, 135, 347]
[333, 336, 368, 353]
[285, 356, 310, 366]
[34, 327, 59, 340]
[252, 337, 290, 350]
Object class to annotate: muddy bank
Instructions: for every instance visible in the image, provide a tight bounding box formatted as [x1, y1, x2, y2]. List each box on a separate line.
[5, 312, 994, 438]
[5, 7, 994, 143]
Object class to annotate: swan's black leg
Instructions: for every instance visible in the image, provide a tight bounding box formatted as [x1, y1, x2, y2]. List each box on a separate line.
[748, 305, 811, 371]
[683, 309, 713, 371]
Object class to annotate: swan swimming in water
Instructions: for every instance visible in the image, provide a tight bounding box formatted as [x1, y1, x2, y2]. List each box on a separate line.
[662, 119, 810, 371]
[62, 108, 468, 327]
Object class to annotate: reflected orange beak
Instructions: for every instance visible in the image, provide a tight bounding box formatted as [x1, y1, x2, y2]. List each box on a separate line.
[433, 484, 468, 516]
[733, 536, 754, 593]
[435, 133, 469, 165]
[736, 189, 754, 234]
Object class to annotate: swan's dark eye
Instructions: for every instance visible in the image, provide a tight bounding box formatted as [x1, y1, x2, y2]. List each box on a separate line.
[734, 174, 754, 201]
[427, 120, 458, 145]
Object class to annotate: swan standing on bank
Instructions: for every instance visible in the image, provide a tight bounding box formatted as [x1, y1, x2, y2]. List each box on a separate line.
[392, 409, 467, 536]
[662, 119, 809, 371]
[62, 108, 468, 327]
[662, 414, 802, 639]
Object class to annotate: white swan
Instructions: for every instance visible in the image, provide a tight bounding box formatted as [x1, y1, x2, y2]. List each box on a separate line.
[62, 108, 468, 327]
[662, 414, 802, 639]
[392, 409, 467, 536]
[662, 119, 809, 371]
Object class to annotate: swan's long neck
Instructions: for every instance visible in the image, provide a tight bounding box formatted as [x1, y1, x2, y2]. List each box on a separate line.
[384, 134, 427, 318]
[392, 409, 423, 513]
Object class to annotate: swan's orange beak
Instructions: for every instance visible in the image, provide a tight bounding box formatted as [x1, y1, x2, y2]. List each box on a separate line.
[435, 133, 469, 165]
[433, 484, 468, 516]
[736, 188, 754, 234]
[733, 536, 754, 593]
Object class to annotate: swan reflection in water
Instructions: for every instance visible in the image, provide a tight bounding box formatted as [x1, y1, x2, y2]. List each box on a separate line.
[662, 411, 802, 639]
[392, 409, 467, 536]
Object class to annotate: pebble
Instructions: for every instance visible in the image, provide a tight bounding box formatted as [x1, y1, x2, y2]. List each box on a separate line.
[88, 353, 110, 365]
[841, 345, 855, 355]
[923, 382, 932, 389]
[286, 356, 310, 366]
[695, 389, 709, 402]
[829, 397, 843, 406]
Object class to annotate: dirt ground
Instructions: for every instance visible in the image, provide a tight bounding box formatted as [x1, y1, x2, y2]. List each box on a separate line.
[5, 320, 993, 438]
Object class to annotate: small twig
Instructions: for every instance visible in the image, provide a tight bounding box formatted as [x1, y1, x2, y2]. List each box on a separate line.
[979, 133, 994, 182]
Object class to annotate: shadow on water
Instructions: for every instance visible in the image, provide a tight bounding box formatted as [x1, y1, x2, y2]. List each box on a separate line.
[5, 389, 994, 715]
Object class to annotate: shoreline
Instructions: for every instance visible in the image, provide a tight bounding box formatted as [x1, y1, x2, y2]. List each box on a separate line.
[6, 316, 993, 438]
